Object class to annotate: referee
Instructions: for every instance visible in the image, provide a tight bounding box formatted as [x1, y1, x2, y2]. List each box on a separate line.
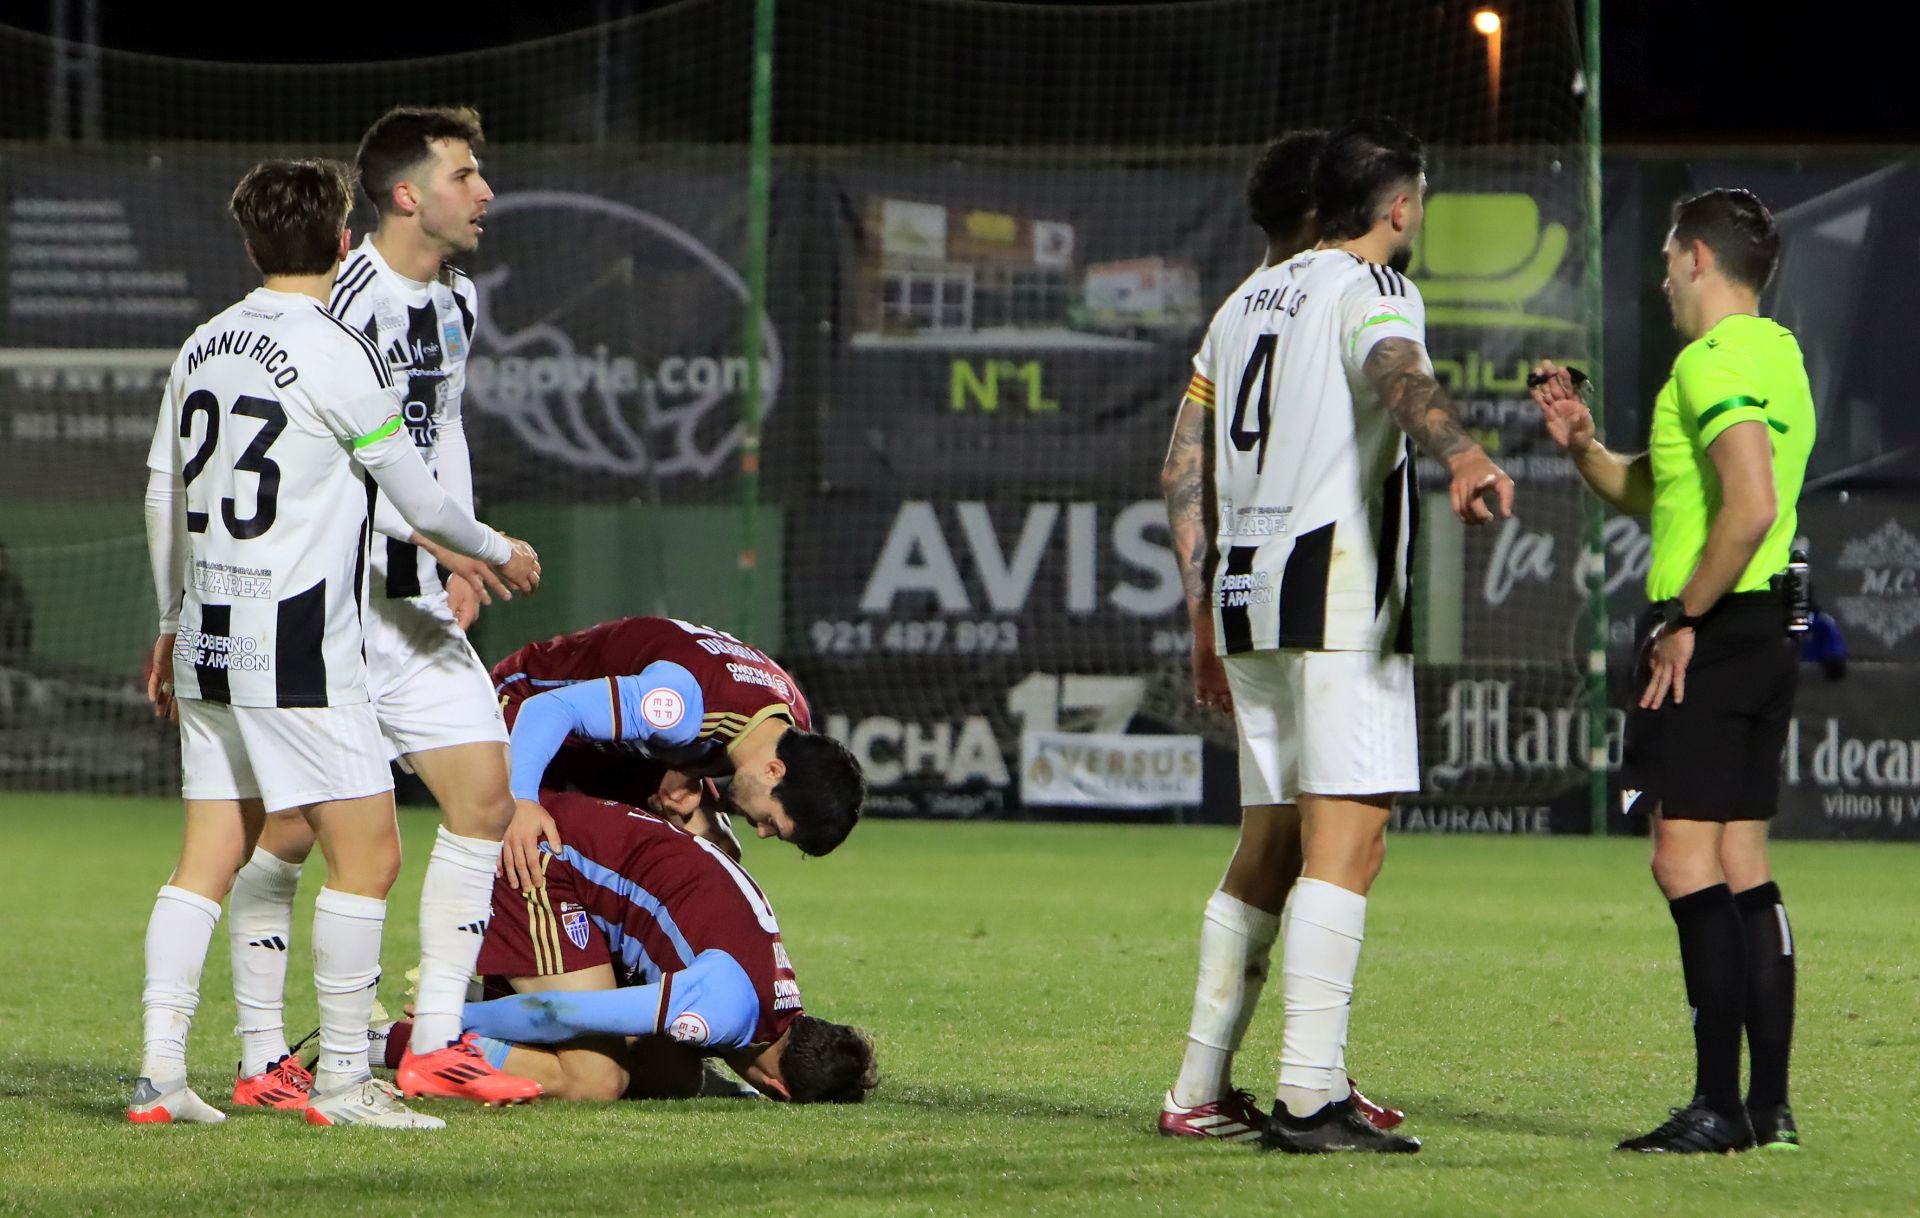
[1533, 189, 1812, 1154]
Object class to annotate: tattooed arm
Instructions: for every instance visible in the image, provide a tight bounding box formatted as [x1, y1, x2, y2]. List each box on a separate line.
[1160, 394, 1231, 713]
[1160, 394, 1213, 609]
[1363, 336, 1515, 525]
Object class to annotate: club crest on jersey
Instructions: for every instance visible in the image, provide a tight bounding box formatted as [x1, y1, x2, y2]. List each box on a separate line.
[442, 320, 465, 360]
[642, 687, 686, 729]
[561, 908, 590, 950]
[668, 1012, 711, 1044]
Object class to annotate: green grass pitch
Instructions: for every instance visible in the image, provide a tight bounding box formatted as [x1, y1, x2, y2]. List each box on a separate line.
[2, 793, 1917, 1216]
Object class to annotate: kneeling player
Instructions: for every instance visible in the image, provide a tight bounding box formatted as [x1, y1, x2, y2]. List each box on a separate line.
[492, 615, 865, 889]
[383, 789, 876, 1103]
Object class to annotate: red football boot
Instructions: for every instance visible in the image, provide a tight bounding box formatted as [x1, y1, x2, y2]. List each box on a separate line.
[232, 1053, 314, 1110]
[1158, 1089, 1268, 1142]
[397, 1032, 541, 1106]
[1349, 1078, 1406, 1130]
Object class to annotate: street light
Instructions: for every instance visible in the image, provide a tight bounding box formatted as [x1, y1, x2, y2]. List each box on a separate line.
[1473, 8, 1503, 134]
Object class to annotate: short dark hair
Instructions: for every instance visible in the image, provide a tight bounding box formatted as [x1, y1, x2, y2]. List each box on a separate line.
[781, 1015, 877, 1104]
[228, 159, 352, 276]
[1311, 117, 1425, 242]
[773, 730, 864, 857]
[1245, 129, 1329, 241]
[1670, 188, 1780, 293]
[356, 105, 486, 214]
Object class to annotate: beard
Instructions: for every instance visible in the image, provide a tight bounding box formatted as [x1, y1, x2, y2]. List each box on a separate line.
[1386, 245, 1414, 275]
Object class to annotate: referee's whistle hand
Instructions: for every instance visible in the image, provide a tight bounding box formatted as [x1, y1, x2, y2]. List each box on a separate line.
[1530, 360, 1595, 454]
[1446, 449, 1514, 525]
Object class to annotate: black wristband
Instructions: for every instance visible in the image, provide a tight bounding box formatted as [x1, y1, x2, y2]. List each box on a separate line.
[1659, 600, 1706, 631]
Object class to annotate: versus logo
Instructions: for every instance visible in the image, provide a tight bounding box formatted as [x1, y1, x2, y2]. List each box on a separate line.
[464, 191, 782, 479]
[1834, 519, 1920, 648]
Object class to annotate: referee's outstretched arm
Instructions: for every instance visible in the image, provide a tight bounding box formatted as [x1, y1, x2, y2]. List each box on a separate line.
[1529, 359, 1654, 515]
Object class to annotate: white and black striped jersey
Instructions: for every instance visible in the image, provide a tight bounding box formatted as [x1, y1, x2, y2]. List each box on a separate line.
[147, 287, 403, 707]
[1188, 249, 1426, 655]
[328, 236, 479, 600]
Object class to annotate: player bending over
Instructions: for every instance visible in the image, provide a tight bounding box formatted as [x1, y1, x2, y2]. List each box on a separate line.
[222, 107, 546, 1115]
[133, 159, 538, 1129]
[381, 790, 876, 1104]
[493, 615, 865, 889]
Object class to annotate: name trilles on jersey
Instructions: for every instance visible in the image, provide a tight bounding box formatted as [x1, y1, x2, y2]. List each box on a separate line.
[1188, 249, 1426, 655]
[328, 236, 478, 600]
[149, 287, 401, 708]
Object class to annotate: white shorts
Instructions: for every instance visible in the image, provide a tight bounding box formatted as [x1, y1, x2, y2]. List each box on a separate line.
[364, 593, 508, 761]
[178, 697, 393, 813]
[1222, 649, 1420, 807]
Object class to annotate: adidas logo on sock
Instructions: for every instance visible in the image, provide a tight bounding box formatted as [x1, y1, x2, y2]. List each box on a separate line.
[249, 936, 288, 951]
[458, 920, 488, 935]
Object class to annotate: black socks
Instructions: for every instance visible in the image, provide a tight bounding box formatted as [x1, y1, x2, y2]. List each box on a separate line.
[1735, 881, 1795, 1110]
[1668, 884, 1747, 1122]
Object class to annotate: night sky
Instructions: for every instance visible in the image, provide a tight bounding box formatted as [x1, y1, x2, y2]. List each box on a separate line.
[6, 0, 1910, 144]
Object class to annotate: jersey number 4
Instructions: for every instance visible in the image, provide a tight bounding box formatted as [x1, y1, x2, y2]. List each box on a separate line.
[180, 389, 287, 539]
[1229, 333, 1276, 473]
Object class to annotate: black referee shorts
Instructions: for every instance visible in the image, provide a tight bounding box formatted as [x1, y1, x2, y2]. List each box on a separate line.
[1623, 590, 1798, 822]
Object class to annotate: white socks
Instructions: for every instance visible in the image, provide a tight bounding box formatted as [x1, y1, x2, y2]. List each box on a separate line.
[141, 886, 222, 1085]
[410, 827, 503, 1053]
[310, 887, 386, 1092]
[1275, 877, 1367, 1118]
[229, 848, 302, 1077]
[1171, 890, 1281, 1107]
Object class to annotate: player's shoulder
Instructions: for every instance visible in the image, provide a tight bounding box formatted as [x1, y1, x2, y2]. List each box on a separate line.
[1673, 319, 1755, 373]
[1205, 263, 1266, 329]
[327, 246, 382, 322]
[174, 296, 244, 354]
[1314, 250, 1419, 304]
[174, 292, 310, 371]
[439, 263, 477, 299]
[299, 299, 395, 392]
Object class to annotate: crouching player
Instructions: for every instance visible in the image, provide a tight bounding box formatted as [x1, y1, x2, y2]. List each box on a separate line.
[384, 788, 876, 1103]
[491, 615, 865, 888]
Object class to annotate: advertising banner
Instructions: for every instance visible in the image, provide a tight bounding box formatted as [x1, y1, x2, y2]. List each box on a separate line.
[788, 494, 1187, 671]
[1019, 731, 1203, 809]
[1777, 665, 1920, 840]
[1, 151, 773, 505]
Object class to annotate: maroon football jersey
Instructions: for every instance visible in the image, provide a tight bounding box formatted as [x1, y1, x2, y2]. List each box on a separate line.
[488, 791, 804, 1044]
[493, 616, 810, 778]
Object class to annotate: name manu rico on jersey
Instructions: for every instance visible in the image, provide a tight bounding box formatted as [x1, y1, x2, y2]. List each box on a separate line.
[1190, 249, 1424, 656]
[152, 289, 402, 708]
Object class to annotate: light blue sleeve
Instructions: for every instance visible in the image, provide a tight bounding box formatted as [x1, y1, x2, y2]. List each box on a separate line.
[610, 662, 704, 751]
[505, 661, 704, 802]
[507, 679, 620, 803]
[658, 948, 760, 1049]
[460, 949, 760, 1049]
